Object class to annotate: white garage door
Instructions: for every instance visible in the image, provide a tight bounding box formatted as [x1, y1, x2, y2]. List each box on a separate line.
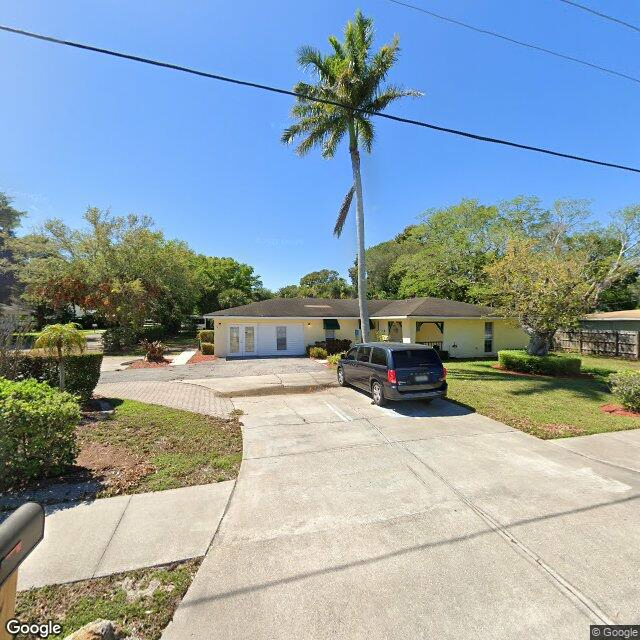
[257, 323, 305, 356]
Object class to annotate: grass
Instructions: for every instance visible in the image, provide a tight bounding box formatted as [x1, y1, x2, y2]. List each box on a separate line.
[80, 399, 242, 494]
[445, 354, 640, 439]
[15, 559, 200, 640]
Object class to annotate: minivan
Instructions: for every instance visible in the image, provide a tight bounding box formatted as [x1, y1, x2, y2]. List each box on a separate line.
[337, 342, 447, 406]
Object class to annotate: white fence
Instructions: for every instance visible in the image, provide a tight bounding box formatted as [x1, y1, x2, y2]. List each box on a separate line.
[555, 329, 640, 360]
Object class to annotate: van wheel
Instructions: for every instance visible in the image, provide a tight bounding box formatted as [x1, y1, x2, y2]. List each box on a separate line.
[337, 367, 347, 387]
[371, 381, 386, 406]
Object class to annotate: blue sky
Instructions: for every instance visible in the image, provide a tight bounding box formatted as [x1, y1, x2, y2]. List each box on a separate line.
[1, 0, 638, 290]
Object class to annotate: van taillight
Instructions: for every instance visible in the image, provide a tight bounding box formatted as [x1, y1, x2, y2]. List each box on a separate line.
[443, 367, 447, 379]
[387, 369, 397, 384]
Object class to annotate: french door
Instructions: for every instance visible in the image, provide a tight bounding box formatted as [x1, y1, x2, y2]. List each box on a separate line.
[229, 324, 257, 356]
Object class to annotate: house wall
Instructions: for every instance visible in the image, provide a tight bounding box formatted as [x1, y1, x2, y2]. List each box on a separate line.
[210, 316, 528, 358]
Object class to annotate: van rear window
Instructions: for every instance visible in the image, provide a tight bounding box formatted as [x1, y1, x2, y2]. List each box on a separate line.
[392, 349, 441, 368]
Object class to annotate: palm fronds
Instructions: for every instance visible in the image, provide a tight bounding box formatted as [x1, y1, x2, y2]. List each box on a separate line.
[334, 186, 355, 237]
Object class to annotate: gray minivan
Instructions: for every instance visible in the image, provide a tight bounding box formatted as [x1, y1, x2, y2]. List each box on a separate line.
[337, 342, 447, 406]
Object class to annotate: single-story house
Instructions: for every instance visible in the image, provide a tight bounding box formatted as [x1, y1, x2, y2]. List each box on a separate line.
[581, 309, 640, 332]
[205, 297, 528, 358]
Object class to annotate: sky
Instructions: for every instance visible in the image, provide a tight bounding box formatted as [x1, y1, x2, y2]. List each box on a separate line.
[1, 0, 639, 290]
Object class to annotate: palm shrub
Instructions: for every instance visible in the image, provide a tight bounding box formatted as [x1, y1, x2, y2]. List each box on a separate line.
[610, 370, 640, 412]
[282, 10, 421, 342]
[141, 339, 166, 362]
[0, 378, 80, 490]
[35, 323, 87, 391]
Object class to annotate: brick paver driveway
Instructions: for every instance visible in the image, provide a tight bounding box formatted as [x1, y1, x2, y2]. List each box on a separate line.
[95, 380, 234, 417]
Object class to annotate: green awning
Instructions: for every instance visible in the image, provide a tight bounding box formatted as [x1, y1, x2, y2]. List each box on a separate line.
[323, 318, 340, 330]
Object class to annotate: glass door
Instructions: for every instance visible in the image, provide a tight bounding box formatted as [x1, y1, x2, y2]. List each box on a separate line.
[229, 326, 240, 354]
[244, 325, 256, 354]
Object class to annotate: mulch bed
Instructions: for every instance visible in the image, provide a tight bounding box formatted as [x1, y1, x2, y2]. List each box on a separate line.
[188, 350, 218, 364]
[490, 364, 592, 380]
[600, 403, 640, 417]
[127, 357, 171, 369]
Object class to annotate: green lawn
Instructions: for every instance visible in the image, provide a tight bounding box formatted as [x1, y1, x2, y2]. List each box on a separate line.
[16, 560, 200, 640]
[80, 399, 242, 494]
[445, 356, 640, 439]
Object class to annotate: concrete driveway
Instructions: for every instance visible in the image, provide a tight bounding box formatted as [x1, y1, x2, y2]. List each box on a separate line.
[163, 386, 640, 639]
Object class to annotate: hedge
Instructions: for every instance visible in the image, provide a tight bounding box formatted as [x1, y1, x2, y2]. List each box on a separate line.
[498, 350, 581, 376]
[309, 346, 328, 359]
[200, 342, 215, 355]
[10, 352, 103, 402]
[0, 378, 80, 490]
[198, 330, 215, 344]
[306, 339, 352, 356]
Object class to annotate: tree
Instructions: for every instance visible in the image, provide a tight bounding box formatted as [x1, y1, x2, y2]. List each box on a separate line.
[34, 322, 86, 391]
[277, 284, 303, 298]
[282, 10, 421, 341]
[349, 239, 409, 299]
[299, 269, 353, 298]
[0, 193, 27, 305]
[484, 203, 640, 355]
[17, 208, 199, 332]
[218, 288, 251, 309]
[193, 256, 263, 313]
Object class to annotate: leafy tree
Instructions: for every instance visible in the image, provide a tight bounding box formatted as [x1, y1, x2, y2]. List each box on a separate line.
[218, 288, 252, 309]
[277, 284, 303, 298]
[17, 208, 199, 333]
[282, 10, 421, 341]
[485, 204, 640, 354]
[193, 256, 263, 313]
[299, 269, 353, 298]
[349, 239, 409, 299]
[34, 322, 86, 391]
[0, 193, 27, 305]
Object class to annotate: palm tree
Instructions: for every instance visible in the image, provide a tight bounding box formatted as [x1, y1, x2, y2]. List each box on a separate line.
[34, 322, 86, 391]
[282, 10, 421, 341]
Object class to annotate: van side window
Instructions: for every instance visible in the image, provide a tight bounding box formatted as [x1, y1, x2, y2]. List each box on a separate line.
[371, 347, 387, 366]
[357, 346, 372, 363]
[344, 348, 357, 361]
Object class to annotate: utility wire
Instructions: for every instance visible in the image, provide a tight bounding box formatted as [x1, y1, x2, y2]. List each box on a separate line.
[385, 0, 640, 84]
[0, 23, 638, 175]
[557, 0, 640, 33]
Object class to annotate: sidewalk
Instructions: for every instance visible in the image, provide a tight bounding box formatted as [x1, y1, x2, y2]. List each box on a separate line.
[18, 482, 234, 590]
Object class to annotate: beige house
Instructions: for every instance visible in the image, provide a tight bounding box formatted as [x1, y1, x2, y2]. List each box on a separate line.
[205, 297, 528, 358]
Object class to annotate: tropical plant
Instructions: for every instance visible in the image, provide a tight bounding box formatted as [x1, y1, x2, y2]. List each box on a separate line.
[34, 322, 86, 391]
[282, 10, 421, 341]
[141, 339, 165, 363]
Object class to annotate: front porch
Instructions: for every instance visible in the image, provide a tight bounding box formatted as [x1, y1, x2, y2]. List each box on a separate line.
[373, 319, 444, 350]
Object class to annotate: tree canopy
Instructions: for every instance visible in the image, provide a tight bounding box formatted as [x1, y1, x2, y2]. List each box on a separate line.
[0, 193, 27, 305]
[278, 269, 353, 299]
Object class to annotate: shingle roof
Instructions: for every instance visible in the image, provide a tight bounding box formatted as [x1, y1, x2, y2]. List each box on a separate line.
[585, 309, 640, 320]
[206, 297, 497, 318]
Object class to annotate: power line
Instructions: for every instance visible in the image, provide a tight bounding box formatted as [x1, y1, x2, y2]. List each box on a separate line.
[385, 0, 640, 85]
[557, 0, 640, 33]
[0, 23, 638, 175]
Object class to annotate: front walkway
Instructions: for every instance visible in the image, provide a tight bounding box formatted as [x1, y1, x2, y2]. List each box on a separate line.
[18, 482, 234, 590]
[162, 387, 640, 639]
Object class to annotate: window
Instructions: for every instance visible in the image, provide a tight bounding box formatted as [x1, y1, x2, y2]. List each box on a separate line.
[484, 321, 494, 353]
[391, 349, 441, 368]
[371, 347, 388, 366]
[276, 326, 287, 350]
[357, 346, 372, 363]
[345, 348, 357, 361]
[325, 329, 336, 340]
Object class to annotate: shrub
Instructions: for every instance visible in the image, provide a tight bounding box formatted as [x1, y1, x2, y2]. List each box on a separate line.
[327, 352, 345, 366]
[325, 338, 351, 355]
[198, 330, 215, 344]
[609, 370, 640, 412]
[309, 346, 328, 359]
[200, 342, 215, 355]
[102, 326, 138, 353]
[0, 378, 80, 490]
[498, 350, 581, 376]
[141, 339, 166, 363]
[9, 352, 102, 403]
[139, 324, 166, 342]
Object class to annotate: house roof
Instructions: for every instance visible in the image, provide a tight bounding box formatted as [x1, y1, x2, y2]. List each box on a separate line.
[584, 309, 640, 321]
[205, 297, 497, 318]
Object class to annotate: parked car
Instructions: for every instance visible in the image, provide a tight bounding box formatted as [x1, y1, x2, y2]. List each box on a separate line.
[337, 342, 447, 406]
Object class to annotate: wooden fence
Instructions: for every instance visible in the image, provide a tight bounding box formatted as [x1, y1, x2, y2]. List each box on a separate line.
[555, 329, 640, 360]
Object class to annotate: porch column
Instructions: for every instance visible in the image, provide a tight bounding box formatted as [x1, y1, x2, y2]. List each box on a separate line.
[401, 319, 416, 344]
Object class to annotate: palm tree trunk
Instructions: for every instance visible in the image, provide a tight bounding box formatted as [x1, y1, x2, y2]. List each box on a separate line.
[348, 123, 370, 343]
[59, 359, 66, 392]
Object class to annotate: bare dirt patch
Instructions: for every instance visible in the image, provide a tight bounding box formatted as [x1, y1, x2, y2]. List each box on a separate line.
[600, 403, 640, 417]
